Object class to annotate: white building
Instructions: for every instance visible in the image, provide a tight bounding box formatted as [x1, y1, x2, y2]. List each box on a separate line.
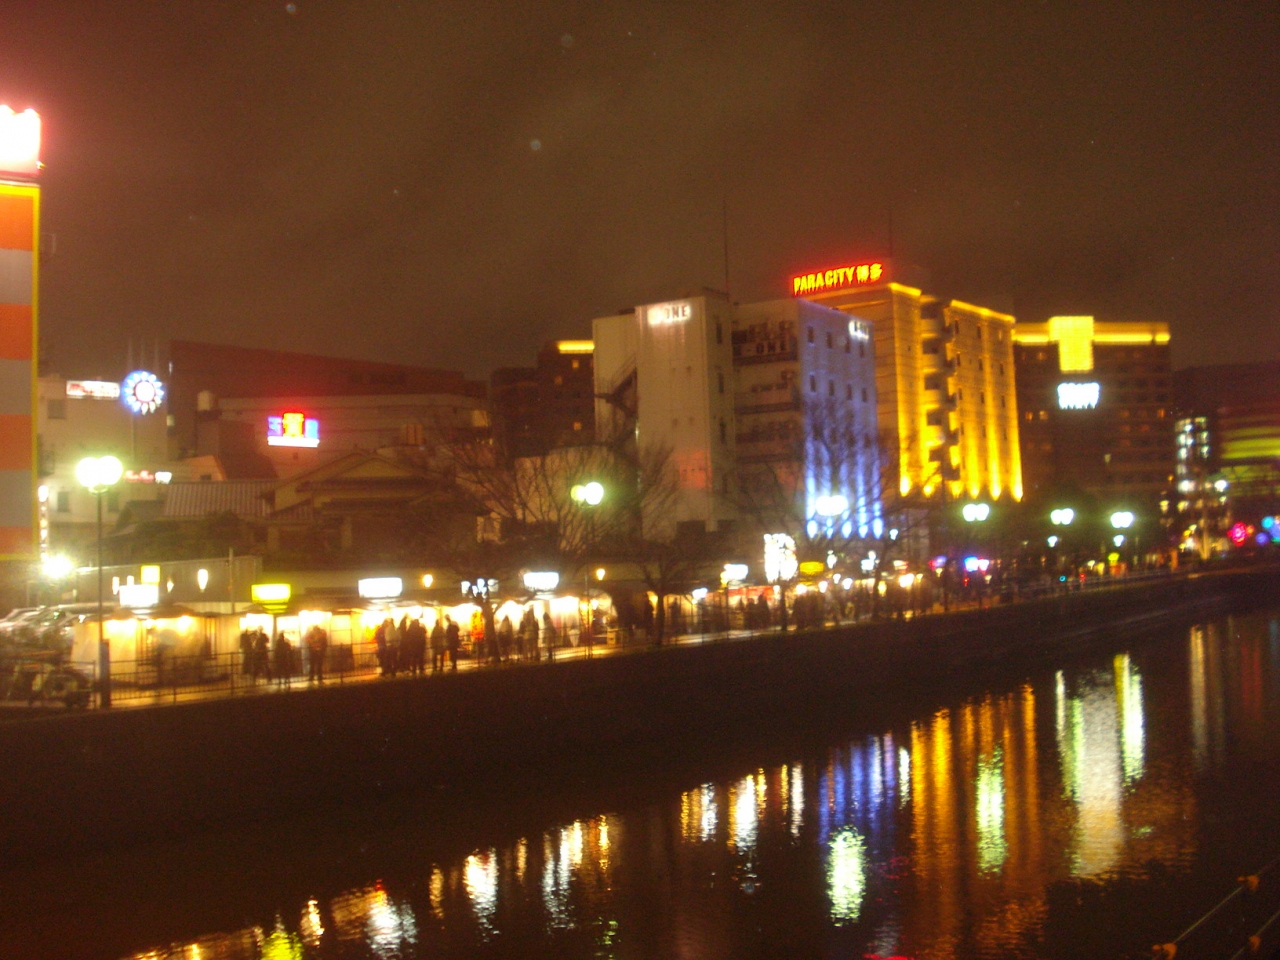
[593, 292, 738, 537]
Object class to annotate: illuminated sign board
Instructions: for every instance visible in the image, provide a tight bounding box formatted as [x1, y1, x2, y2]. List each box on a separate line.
[792, 261, 885, 297]
[646, 300, 692, 325]
[250, 583, 292, 612]
[521, 571, 560, 593]
[267, 412, 320, 448]
[1057, 382, 1100, 410]
[848, 320, 871, 341]
[118, 583, 159, 609]
[66, 380, 121, 400]
[0, 106, 40, 177]
[122, 370, 165, 415]
[358, 577, 403, 599]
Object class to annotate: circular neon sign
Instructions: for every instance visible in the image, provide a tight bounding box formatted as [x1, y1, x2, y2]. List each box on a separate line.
[121, 370, 165, 415]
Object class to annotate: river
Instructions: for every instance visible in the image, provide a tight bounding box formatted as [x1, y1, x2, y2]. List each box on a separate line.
[2, 605, 1278, 959]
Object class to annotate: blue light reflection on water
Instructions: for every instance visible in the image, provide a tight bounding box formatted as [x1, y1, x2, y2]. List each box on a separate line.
[108, 611, 1280, 960]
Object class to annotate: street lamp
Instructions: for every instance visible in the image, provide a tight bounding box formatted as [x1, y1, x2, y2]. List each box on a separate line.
[571, 481, 605, 506]
[76, 455, 123, 707]
[1050, 508, 1075, 526]
[1110, 511, 1135, 529]
[571, 481, 605, 643]
[962, 502, 990, 523]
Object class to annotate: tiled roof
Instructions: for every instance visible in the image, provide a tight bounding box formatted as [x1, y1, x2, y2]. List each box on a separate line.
[162, 481, 274, 520]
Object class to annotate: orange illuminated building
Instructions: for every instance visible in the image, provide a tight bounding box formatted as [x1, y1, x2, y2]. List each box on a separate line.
[794, 260, 1023, 502]
[0, 106, 40, 573]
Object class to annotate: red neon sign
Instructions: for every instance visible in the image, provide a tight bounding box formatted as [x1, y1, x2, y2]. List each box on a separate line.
[792, 261, 886, 297]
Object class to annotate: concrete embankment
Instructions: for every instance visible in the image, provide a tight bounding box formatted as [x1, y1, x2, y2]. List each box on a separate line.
[0, 567, 1273, 864]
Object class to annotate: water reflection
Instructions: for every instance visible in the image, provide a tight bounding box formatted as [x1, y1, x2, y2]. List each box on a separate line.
[112, 611, 1280, 960]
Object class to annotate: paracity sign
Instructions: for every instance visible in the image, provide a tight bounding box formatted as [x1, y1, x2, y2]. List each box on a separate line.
[792, 261, 885, 296]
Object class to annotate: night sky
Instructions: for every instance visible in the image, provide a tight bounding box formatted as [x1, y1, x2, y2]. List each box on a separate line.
[4, 1, 1277, 380]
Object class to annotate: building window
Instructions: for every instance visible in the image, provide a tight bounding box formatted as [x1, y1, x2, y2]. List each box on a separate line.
[716, 321, 723, 345]
[859, 342, 866, 358]
[980, 392, 985, 404]
[719, 419, 727, 443]
[826, 331, 833, 349]
[846, 383, 853, 400]
[717, 370, 725, 394]
[924, 374, 943, 391]
[808, 327, 815, 344]
[573, 421, 582, 431]
[926, 410, 943, 426]
[810, 375, 817, 393]
[828, 380, 836, 397]
[1038, 410, 1048, 420]
[922, 338, 941, 355]
[861, 387, 869, 402]
[47, 399, 66, 420]
[55, 490, 70, 513]
[571, 359, 580, 370]
[845, 337, 851, 354]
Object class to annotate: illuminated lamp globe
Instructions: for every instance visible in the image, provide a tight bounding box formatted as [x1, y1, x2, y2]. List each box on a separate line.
[75, 455, 124, 493]
[1110, 511, 1135, 529]
[42, 555, 74, 581]
[580, 481, 605, 506]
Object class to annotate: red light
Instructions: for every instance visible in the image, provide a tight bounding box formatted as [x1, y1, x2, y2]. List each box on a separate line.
[1228, 522, 1250, 546]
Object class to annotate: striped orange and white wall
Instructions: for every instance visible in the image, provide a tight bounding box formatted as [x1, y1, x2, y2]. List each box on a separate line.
[0, 181, 38, 561]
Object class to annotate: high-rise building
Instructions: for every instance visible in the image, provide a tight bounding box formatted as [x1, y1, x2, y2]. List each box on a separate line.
[1173, 361, 1280, 554]
[732, 298, 882, 540]
[592, 291, 883, 547]
[0, 107, 39, 580]
[1012, 317, 1173, 508]
[796, 260, 1022, 502]
[593, 292, 738, 538]
[490, 340, 595, 460]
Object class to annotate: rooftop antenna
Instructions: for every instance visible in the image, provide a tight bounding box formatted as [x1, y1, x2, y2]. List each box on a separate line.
[721, 194, 730, 299]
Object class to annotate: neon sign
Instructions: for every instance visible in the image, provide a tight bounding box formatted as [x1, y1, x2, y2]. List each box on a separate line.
[792, 261, 885, 297]
[646, 300, 692, 325]
[267, 412, 320, 448]
[0, 106, 40, 177]
[121, 370, 165, 415]
[66, 380, 121, 400]
[1057, 382, 1100, 410]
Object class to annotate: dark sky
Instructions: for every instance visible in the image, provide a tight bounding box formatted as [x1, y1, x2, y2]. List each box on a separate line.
[5, 1, 1278, 380]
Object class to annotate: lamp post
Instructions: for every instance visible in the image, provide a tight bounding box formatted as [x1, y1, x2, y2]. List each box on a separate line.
[571, 480, 605, 646]
[76, 455, 123, 707]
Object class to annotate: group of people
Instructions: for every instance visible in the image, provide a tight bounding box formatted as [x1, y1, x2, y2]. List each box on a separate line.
[476, 608, 558, 665]
[373, 615, 463, 676]
[237, 626, 328, 687]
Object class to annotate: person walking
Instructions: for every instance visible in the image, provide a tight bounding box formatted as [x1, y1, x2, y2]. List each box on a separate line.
[239, 629, 254, 676]
[543, 611, 556, 661]
[409, 618, 427, 676]
[253, 629, 270, 682]
[306, 626, 329, 684]
[497, 615, 514, 664]
[445, 616, 460, 671]
[430, 618, 446, 673]
[385, 617, 401, 677]
[374, 620, 389, 677]
[273, 632, 292, 688]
